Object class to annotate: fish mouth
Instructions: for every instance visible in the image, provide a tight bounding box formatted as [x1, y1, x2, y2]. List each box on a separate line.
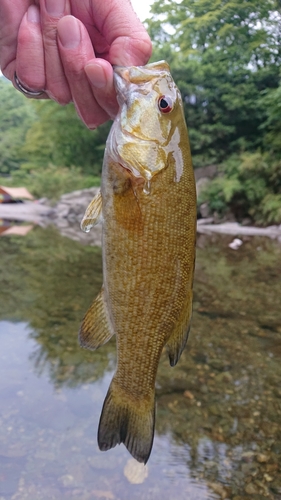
[113, 62, 171, 100]
[113, 61, 170, 83]
[113, 69, 129, 101]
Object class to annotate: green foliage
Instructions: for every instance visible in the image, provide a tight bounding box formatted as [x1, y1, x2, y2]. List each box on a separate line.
[148, 0, 281, 167]
[21, 100, 110, 176]
[0, 165, 100, 202]
[148, 0, 281, 224]
[0, 78, 107, 199]
[259, 193, 281, 224]
[0, 78, 36, 174]
[200, 152, 281, 224]
[0, 77, 109, 180]
[260, 79, 281, 155]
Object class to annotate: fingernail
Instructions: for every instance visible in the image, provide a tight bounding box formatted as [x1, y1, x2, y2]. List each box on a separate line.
[45, 0, 65, 16]
[85, 63, 107, 88]
[58, 16, 81, 49]
[27, 5, 40, 23]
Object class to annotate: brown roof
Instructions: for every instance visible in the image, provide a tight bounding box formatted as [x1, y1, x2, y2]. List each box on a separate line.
[0, 186, 34, 200]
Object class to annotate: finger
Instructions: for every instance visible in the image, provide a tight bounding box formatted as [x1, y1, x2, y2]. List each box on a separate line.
[16, 6, 46, 93]
[84, 59, 119, 120]
[0, 0, 29, 81]
[71, 0, 152, 66]
[58, 16, 117, 128]
[39, 0, 72, 104]
[109, 34, 152, 67]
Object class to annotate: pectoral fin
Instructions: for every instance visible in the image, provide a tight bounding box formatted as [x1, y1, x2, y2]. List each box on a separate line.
[166, 290, 193, 367]
[79, 287, 114, 350]
[81, 189, 102, 233]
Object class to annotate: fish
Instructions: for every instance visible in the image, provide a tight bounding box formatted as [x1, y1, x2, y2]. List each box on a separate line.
[79, 60, 197, 464]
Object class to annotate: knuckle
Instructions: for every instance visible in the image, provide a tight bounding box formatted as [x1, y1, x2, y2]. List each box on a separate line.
[47, 86, 72, 105]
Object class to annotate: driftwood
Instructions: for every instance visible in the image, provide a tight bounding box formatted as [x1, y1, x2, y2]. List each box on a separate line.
[197, 221, 281, 239]
[0, 202, 53, 224]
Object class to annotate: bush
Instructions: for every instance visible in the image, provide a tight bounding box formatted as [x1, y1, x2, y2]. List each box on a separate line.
[0, 165, 100, 202]
[199, 152, 281, 225]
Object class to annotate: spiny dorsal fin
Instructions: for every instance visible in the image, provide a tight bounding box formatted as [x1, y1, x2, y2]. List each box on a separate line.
[79, 287, 114, 350]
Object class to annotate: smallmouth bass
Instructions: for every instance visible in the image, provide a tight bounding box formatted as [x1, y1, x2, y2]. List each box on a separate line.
[80, 61, 197, 464]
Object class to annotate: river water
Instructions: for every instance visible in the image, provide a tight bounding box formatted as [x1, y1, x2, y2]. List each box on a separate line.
[0, 226, 280, 500]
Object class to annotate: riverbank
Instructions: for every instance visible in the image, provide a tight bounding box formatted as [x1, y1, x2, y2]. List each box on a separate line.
[0, 187, 280, 245]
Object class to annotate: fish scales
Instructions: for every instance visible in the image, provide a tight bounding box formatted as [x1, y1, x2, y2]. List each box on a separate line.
[79, 61, 197, 463]
[103, 164, 193, 387]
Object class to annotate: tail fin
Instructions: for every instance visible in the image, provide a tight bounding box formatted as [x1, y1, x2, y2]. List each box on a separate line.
[98, 379, 155, 464]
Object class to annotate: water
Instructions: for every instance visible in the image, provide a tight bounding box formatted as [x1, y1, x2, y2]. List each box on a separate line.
[143, 180, 151, 195]
[0, 226, 280, 499]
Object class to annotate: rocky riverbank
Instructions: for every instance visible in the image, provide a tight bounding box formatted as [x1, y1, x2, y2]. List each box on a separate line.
[1, 187, 281, 245]
[51, 188, 102, 246]
[43, 187, 281, 244]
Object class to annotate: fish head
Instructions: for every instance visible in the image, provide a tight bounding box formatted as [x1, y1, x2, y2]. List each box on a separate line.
[109, 61, 186, 182]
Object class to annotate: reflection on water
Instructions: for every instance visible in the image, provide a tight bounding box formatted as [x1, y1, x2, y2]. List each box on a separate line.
[0, 226, 280, 499]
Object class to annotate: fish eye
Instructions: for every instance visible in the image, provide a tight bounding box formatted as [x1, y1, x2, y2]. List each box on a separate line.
[158, 95, 173, 113]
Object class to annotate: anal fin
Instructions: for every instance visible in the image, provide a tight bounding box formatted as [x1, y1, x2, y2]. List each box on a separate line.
[81, 189, 102, 233]
[166, 290, 193, 367]
[79, 286, 114, 350]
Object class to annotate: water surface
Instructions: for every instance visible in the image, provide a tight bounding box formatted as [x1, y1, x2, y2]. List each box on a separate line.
[0, 227, 280, 499]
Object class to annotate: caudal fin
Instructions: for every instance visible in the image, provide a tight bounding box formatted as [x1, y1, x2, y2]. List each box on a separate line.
[98, 379, 155, 464]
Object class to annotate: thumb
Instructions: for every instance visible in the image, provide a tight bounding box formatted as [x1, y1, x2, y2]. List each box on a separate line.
[109, 32, 152, 66]
[96, 0, 152, 66]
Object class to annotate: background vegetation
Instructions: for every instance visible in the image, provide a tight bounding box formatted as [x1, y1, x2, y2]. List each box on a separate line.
[0, 0, 280, 221]
[0, 79, 108, 200]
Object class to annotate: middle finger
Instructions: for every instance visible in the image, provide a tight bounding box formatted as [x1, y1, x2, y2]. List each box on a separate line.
[57, 15, 113, 128]
[39, 0, 72, 104]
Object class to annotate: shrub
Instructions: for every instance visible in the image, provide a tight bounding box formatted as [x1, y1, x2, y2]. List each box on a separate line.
[199, 152, 281, 225]
[0, 165, 100, 202]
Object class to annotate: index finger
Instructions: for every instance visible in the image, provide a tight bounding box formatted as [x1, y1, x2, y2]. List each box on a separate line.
[0, 0, 30, 80]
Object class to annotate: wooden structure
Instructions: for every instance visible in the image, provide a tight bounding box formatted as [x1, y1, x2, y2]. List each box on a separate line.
[0, 186, 34, 203]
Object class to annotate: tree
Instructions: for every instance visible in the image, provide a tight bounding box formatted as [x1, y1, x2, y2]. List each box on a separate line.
[0, 78, 36, 175]
[261, 79, 281, 156]
[22, 100, 110, 176]
[148, 0, 281, 167]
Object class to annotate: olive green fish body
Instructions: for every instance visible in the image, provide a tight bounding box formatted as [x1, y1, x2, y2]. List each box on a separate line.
[80, 61, 196, 463]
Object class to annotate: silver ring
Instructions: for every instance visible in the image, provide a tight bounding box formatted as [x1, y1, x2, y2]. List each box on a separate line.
[14, 72, 44, 97]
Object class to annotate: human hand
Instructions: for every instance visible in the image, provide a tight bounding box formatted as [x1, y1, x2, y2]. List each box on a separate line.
[0, 0, 152, 128]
